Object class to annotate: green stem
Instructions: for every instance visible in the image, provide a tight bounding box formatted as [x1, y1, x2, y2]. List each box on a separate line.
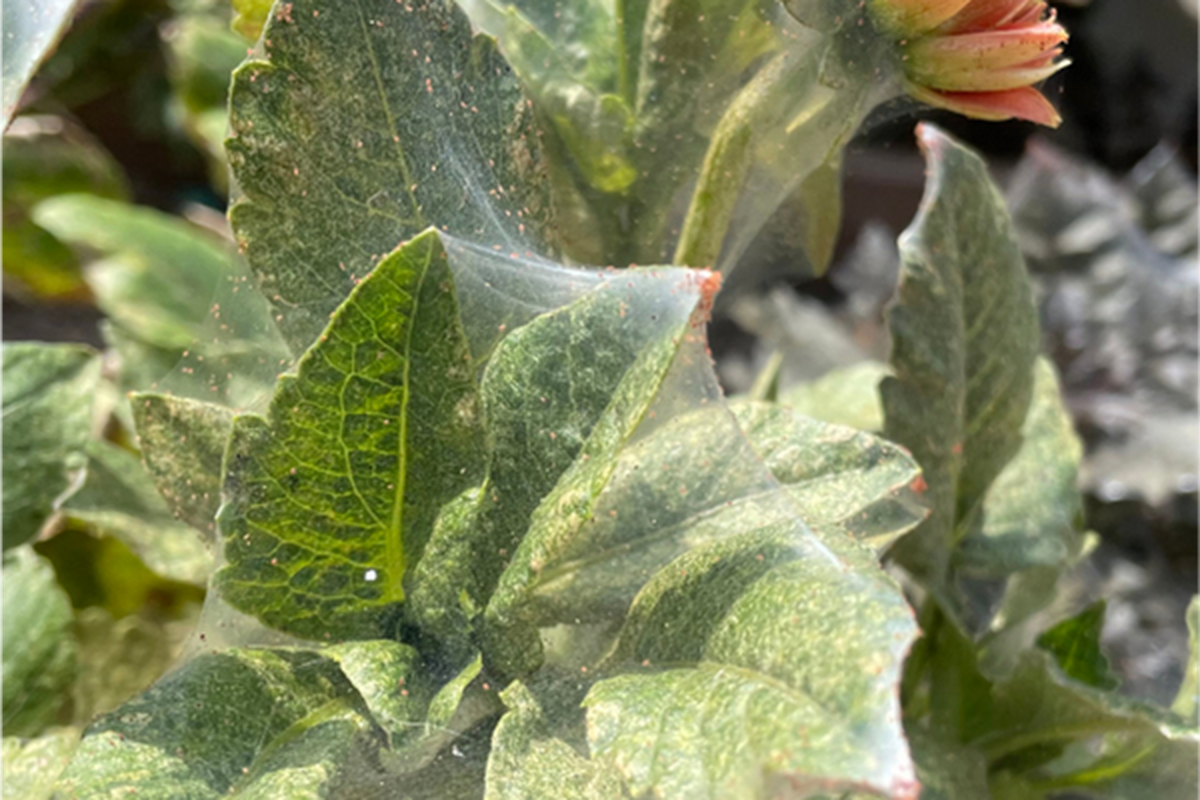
[1025, 743, 1157, 793]
[976, 718, 1148, 764]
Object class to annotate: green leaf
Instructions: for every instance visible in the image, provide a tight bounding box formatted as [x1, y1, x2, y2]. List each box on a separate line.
[217, 229, 485, 640]
[905, 724, 990, 800]
[1036, 601, 1119, 691]
[33, 194, 274, 355]
[58, 440, 212, 586]
[470, 270, 706, 675]
[2, 727, 79, 800]
[410, 268, 703, 664]
[955, 358, 1083, 578]
[323, 640, 433, 749]
[586, 527, 918, 797]
[475, 3, 637, 194]
[2, 115, 128, 300]
[1, 0, 81, 125]
[882, 123, 1040, 598]
[2, 342, 99, 549]
[777, 360, 889, 433]
[2, 547, 77, 736]
[485, 680, 625, 799]
[231, 0, 271, 40]
[69, 607, 193, 725]
[732, 400, 926, 555]
[226, 0, 554, 354]
[975, 651, 1198, 798]
[54, 648, 379, 798]
[131, 393, 235, 539]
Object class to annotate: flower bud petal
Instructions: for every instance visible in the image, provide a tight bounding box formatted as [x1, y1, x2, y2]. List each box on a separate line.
[907, 83, 1063, 126]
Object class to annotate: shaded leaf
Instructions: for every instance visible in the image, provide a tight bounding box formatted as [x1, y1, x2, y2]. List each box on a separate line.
[485, 680, 625, 799]
[33, 195, 280, 360]
[1, 115, 128, 300]
[1036, 601, 1119, 691]
[163, 8, 248, 189]
[69, 607, 194, 725]
[59, 439, 212, 586]
[732, 400, 926, 555]
[955, 358, 1083, 578]
[217, 230, 485, 640]
[2, 547, 77, 736]
[1, 727, 79, 800]
[1, 0, 81, 125]
[54, 648, 379, 798]
[131, 392, 235, 539]
[882, 124, 1040, 597]
[1, 342, 99, 549]
[226, 0, 554, 354]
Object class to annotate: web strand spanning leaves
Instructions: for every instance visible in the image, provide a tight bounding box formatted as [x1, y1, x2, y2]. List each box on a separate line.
[217, 230, 485, 641]
[409, 268, 705, 667]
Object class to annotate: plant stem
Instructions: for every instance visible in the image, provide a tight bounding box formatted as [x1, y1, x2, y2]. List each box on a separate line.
[976, 717, 1148, 763]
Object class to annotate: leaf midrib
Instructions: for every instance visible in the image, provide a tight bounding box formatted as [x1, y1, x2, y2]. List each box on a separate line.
[386, 240, 437, 602]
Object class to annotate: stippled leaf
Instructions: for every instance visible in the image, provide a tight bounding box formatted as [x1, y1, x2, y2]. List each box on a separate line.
[226, 0, 554, 354]
[955, 358, 1083, 578]
[217, 230, 485, 640]
[486, 680, 626, 800]
[2, 547, 77, 736]
[409, 268, 705, 665]
[54, 648, 380, 799]
[323, 640, 433, 749]
[586, 524, 918, 798]
[470, 270, 706, 675]
[2, 342, 99, 549]
[732, 400, 926, 555]
[1, 0, 81, 125]
[2, 727, 79, 800]
[882, 124, 1040, 598]
[59, 440, 212, 586]
[131, 393, 235, 539]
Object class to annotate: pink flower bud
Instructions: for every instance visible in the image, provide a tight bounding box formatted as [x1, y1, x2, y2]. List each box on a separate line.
[871, 0, 1069, 126]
